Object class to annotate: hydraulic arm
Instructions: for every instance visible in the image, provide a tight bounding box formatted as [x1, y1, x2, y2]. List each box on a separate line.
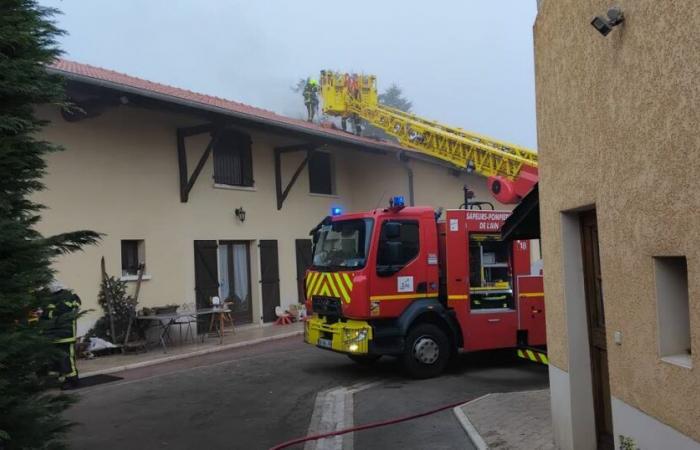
[319, 71, 539, 203]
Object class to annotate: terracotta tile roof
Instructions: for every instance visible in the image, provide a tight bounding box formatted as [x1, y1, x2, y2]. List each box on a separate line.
[48, 58, 405, 152]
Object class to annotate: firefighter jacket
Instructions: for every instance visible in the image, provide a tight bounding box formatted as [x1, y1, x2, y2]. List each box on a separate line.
[43, 290, 81, 343]
[303, 83, 319, 104]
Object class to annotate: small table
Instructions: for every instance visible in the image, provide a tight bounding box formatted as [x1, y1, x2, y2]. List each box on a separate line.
[134, 307, 232, 352]
[197, 307, 233, 344]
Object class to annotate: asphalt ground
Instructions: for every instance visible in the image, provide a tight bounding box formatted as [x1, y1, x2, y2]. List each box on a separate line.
[66, 336, 548, 450]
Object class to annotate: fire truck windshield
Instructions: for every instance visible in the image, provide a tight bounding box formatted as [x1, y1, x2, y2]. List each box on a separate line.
[312, 219, 373, 270]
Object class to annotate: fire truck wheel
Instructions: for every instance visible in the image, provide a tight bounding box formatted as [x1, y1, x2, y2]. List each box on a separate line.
[347, 354, 381, 365]
[402, 323, 450, 379]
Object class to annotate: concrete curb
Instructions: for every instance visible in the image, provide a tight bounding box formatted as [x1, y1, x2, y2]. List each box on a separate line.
[453, 394, 491, 450]
[81, 329, 303, 378]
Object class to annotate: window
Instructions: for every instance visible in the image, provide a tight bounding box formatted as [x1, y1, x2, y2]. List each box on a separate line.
[213, 129, 253, 187]
[376, 220, 419, 276]
[654, 256, 692, 368]
[312, 219, 373, 270]
[308, 151, 334, 195]
[121, 240, 145, 276]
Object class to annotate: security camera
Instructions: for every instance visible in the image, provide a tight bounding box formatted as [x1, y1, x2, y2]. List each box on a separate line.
[591, 6, 624, 36]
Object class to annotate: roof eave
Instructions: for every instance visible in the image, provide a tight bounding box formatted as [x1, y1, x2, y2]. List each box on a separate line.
[47, 66, 401, 154]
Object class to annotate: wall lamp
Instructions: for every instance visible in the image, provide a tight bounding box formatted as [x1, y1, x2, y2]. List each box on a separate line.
[234, 207, 246, 222]
[591, 6, 624, 36]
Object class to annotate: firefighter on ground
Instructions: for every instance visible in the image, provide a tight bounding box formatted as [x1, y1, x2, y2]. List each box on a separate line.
[303, 78, 319, 122]
[43, 281, 82, 390]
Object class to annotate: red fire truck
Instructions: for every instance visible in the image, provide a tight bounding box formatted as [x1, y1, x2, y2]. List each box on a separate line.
[304, 196, 546, 378]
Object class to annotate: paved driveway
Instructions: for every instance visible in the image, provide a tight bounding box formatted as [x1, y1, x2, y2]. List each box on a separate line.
[66, 337, 548, 450]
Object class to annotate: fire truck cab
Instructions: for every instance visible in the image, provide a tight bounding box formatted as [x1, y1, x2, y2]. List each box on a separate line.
[304, 197, 545, 378]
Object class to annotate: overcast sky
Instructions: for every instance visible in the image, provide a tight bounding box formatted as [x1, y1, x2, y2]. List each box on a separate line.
[42, 0, 539, 148]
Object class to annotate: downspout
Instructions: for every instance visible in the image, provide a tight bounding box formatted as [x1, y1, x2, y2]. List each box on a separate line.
[397, 151, 415, 206]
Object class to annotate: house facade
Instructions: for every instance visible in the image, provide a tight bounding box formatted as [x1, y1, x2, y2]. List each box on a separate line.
[38, 60, 514, 336]
[535, 1, 699, 449]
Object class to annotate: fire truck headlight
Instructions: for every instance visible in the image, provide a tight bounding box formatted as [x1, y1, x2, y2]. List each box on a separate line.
[343, 329, 368, 344]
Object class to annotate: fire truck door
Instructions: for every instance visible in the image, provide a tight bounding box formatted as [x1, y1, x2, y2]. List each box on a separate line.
[371, 219, 428, 317]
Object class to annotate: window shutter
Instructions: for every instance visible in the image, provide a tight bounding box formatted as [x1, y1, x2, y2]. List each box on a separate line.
[213, 130, 253, 187]
[309, 151, 333, 195]
[239, 134, 254, 187]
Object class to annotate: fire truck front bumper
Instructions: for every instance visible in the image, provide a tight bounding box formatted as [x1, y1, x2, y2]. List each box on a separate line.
[304, 316, 373, 354]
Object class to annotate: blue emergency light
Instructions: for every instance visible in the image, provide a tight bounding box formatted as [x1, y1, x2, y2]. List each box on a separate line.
[390, 196, 405, 208]
[331, 207, 343, 216]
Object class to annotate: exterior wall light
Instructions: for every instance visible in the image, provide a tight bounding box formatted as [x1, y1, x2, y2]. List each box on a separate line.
[235, 207, 246, 222]
[591, 6, 625, 36]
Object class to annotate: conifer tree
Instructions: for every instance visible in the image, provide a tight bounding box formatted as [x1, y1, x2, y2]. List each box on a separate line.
[0, 1, 100, 447]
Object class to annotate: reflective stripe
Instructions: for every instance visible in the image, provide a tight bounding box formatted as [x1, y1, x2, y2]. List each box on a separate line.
[517, 348, 548, 365]
[310, 272, 324, 296]
[369, 293, 439, 301]
[306, 272, 355, 304]
[306, 272, 317, 297]
[67, 343, 77, 378]
[342, 273, 353, 291]
[448, 294, 469, 300]
[519, 292, 544, 298]
[325, 273, 341, 298]
[333, 273, 351, 303]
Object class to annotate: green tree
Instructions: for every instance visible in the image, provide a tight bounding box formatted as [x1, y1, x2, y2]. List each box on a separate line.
[378, 83, 412, 112]
[0, 1, 101, 448]
[291, 77, 308, 94]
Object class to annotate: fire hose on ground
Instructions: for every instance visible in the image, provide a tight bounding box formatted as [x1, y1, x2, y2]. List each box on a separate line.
[269, 398, 472, 450]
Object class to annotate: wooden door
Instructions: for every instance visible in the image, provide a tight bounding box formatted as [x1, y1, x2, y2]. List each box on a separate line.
[194, 240, 219, 333]
[295, 239, 313, 303]
[259, 240, 280, 323]
[580, 210, 614, 449]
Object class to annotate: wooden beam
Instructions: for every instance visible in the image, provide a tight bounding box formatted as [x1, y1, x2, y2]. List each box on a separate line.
[274, 147, 283, 210]
[184, 130, 221, 199]
[275, 145, 316, 210]
[177, 129, 189, 202]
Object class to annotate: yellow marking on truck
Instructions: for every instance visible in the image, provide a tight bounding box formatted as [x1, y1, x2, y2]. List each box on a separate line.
[342, 273, 353, 290]
[448, 294, 469, 300]
[369, 293, 439, 301]
[311, 272, 324, 296]
[334, 273, 351, 303]
[307, 271, 355, 301]
[326, 273, 341, 298]
[517, 348, 548, 365]
[519, 292, 544, 298]
[306, 272, 318, 297]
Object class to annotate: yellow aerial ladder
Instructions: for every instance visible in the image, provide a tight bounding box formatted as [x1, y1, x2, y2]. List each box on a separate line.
[319, 71, 539, 204]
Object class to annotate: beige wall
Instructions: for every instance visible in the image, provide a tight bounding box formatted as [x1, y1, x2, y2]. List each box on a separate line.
[535, 0, 699, 441]
[34, 102, 501, 335]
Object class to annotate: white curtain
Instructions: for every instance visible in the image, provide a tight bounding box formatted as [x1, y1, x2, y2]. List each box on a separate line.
[218, 245, 230, 300]
[233, 244, 249, 308]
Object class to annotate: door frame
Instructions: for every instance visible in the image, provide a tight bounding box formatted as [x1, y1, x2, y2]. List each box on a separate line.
[218, 240, 253, 324]
[579, 210, 613, 449]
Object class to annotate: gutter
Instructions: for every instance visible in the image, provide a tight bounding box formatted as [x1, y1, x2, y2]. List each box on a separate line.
[397, 151, 415, 206]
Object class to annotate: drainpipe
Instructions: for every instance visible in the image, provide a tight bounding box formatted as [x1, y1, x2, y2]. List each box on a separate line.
[397, 151, 415, 206]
